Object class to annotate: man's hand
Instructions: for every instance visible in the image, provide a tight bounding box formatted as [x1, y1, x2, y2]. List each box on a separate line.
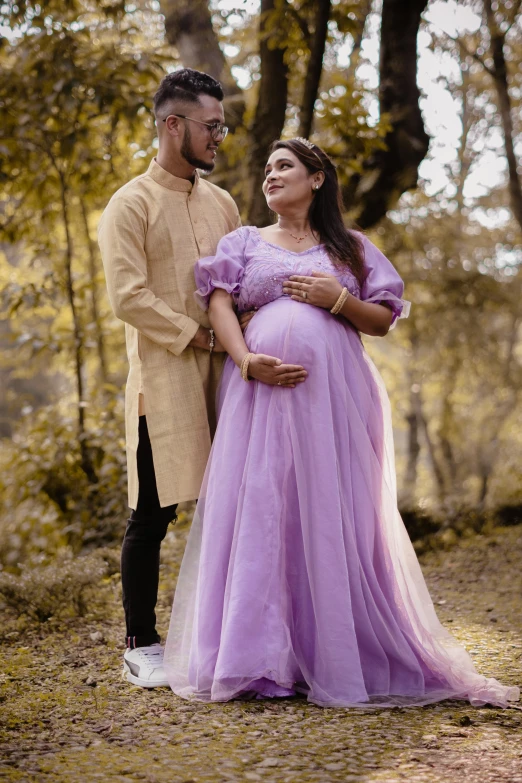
[238, 310, 257, 333]
[189, 325, 226, 352]
[248, 354, 307, 388]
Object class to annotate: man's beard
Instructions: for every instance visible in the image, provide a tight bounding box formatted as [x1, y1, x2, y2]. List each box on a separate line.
[180, 125, 215, 173]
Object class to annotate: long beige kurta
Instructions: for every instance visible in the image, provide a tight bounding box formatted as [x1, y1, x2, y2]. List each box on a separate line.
[98, 158, 241, 508]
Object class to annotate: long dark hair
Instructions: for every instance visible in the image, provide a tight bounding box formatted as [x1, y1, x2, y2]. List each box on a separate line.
[269, 139, 365, 284]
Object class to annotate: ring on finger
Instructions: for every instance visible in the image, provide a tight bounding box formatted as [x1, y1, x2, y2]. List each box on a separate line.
[302, 291, 308, 300]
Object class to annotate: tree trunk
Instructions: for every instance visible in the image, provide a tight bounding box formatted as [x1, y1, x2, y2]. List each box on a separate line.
[438, 392, 457, 490]
[345, 0, 430, 228]
[455, 62, 473, 217]
[484, 0, 522, 233]
[80, 200, 109, 388]
[160, 0, 244, 129]
[57, 173, 97, 485]
[400, 382, 421, 507]
[476, 310, 521, 508]
[297, 0, 331, 139]
[247, 0, 289, 226]
[418, 401, 446, 501]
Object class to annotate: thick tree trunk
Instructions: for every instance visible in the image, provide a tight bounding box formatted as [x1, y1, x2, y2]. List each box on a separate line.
[345, 0, 430, 228]
[484, 0, 522, 233]
[297, 0, 331, 139]
[160, 0, 244, 129]
[247, 0, 289, 226]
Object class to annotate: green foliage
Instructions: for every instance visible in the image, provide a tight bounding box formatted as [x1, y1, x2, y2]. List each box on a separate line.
[316, 75, 391, 181]
[0, 397, 128, 569]
[0, 0, 164, 555]
[0, 549, 109, 622]
[0, 0, 521, 572]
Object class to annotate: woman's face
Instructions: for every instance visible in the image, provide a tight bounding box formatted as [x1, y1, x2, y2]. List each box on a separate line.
[263, 148, 321, 212]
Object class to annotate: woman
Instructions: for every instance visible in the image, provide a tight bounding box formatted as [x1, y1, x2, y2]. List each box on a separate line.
[164, 138, 518, 708]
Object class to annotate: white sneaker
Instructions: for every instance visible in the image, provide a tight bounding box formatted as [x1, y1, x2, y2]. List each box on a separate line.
[123, 643, 169, 688]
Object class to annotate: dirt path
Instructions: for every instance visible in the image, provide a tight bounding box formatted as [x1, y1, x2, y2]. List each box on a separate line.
[1, 524, 521, 783]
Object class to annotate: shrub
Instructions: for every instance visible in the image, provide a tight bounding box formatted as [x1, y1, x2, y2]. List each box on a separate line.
[0, 549, 109, 622]
[0, 397, 128, 569]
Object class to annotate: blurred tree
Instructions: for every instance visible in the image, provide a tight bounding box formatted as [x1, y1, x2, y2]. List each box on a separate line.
[343, 0, 431, 227]
[160, 0, 245, 128]
[434, 0, 522, 234]
[1, 0, 522, 564]
[481, 0, 522, 233]
[247, 0, 290, 225]
[378, 2, 522, 514]
[0, 0, 166, 539]
[159, 0, 430, 225]
[297, 0, 332, 139]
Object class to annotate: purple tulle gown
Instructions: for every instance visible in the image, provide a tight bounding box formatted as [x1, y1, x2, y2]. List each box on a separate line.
[164, 226, 519, 708]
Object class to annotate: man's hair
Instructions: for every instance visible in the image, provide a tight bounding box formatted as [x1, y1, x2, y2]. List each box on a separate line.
[153, 68, 224, 117]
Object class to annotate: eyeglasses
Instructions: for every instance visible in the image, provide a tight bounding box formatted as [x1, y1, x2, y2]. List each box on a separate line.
[162, 114, 228, 141]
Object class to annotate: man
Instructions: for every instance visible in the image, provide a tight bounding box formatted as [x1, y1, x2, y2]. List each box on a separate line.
[98, 68, 240, 688]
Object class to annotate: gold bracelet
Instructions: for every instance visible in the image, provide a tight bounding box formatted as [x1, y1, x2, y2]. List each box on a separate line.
[240, 352, 255, 381]
[330, 287, 349, 315]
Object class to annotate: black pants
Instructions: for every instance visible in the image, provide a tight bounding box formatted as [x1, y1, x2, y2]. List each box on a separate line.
[121, 416, 178, 649]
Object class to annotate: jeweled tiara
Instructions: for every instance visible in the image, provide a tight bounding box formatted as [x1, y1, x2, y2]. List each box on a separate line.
[294, 136, 315, 150]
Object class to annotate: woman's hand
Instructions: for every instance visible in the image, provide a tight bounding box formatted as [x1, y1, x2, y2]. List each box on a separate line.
[247, 354, 307, 388]
[282, 271, 343, 310]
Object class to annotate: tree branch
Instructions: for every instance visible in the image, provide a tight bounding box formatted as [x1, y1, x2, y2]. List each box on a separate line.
[344, 0, 372, 81]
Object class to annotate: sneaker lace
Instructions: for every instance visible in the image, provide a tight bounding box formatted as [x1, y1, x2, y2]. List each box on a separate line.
[137, 647, 163, 665]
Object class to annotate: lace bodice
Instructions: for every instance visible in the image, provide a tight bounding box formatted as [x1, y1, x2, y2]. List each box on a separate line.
[232, 227, 360, 312]
[195, 225, 409, 323]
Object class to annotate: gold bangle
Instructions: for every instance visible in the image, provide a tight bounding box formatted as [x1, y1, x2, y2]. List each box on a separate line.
[240, 352, 255, 381]
[330, 287, 349, 315]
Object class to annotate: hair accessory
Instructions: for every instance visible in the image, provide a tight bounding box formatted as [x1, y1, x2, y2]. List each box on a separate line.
[294, 137, 315, 150]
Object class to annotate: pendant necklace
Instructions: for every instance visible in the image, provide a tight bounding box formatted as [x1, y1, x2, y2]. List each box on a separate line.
[278, 222, 310, 244]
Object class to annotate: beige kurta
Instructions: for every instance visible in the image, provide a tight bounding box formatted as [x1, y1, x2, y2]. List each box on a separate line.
[98, 158, 241, 508]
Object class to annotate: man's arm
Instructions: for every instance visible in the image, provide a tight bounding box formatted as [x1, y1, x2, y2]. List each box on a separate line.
[98, 194, 208, 356]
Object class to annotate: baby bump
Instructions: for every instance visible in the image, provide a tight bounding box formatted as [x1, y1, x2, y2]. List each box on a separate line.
[244, 298, 358, 365]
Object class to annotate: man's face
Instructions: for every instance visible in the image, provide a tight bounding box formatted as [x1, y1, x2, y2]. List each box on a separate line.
[179, 95, 225, 173]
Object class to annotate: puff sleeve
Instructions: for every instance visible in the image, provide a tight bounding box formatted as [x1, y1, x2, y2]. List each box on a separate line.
[194, 227, 249, 310]
[360, 234, 410, 325]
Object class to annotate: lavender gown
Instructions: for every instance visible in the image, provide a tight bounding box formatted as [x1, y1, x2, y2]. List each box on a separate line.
[165, 226, 519, 708]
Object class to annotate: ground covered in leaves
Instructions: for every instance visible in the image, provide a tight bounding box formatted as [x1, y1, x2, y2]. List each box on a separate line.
[1, 523, 521, 783]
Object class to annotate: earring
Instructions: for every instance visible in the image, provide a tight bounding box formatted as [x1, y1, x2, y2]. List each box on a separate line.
[314, 185, 320, 191]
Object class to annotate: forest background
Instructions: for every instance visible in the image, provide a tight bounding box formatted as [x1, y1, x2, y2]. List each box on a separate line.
[0, 0, 521, 606]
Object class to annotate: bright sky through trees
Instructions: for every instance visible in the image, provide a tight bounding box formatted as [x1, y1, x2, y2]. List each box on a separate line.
[216, 0, 516, 222]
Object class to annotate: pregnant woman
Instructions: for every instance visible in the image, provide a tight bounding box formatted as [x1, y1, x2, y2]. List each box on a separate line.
[165, 138, 518, 708]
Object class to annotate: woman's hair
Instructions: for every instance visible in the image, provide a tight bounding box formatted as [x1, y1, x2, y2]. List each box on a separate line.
[269, 139, 365, 284]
